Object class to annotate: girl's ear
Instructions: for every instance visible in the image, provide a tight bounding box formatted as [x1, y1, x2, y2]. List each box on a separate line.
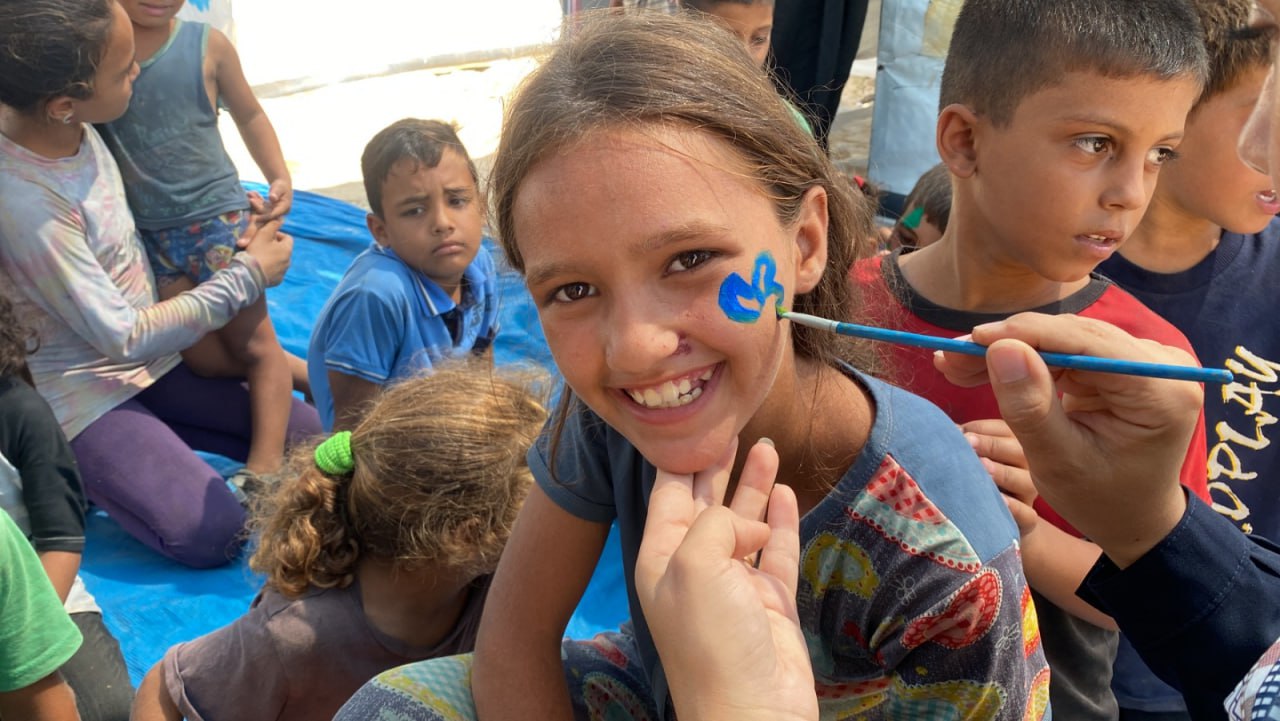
[937, 103, 981, 178]
[44, 96, 75, 124]
[792, 185, 828, 295]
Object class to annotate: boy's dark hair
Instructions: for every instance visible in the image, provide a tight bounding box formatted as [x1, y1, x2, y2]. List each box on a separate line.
[0, 293, 37, 379]
[904, 163, 952, 233]
[1191, 0, 1271, 107]
[940, 0, 1209, 126]
[360, 118, 480, 218]
[0, 0, 116, 112]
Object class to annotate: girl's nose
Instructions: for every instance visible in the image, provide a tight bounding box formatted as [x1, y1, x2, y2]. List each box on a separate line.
[603, 301, 683, 374]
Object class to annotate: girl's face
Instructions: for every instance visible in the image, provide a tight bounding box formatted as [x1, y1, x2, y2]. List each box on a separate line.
[513, 126, 828, 474]
[67, 3, 139, 124]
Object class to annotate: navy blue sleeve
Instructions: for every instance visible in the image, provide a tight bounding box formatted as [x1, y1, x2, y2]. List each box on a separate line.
[1079, 492, 1280, 719]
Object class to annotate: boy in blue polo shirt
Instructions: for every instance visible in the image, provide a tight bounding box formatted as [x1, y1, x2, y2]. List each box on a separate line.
[308, 119, 498, 430]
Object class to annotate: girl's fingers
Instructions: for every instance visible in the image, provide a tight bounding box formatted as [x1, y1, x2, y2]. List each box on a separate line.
[692, 437, 738, 514]
[637, 467, 698, 590]
[729, 438, 780, 524]
[756, 483, 801, 602]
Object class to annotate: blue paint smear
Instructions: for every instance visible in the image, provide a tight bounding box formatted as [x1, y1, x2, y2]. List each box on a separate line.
[718, 251, 785, 323]
[188, 0, 212, 10]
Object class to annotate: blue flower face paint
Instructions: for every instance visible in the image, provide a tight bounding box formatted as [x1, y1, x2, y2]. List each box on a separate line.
[718, 251, 786, 323]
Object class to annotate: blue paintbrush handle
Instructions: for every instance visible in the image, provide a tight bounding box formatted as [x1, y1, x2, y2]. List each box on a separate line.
[780, 310, 1233, 385]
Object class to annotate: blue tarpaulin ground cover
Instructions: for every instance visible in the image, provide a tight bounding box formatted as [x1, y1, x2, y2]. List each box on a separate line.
[78, 184, 629, 684]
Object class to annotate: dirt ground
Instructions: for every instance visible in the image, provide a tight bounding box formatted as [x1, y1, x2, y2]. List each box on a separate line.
[223, 2, 883, 211]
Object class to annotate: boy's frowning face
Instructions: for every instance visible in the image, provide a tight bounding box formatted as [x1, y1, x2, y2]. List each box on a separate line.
[959, 70, 1200, 282]
[368, 150, 484, 299]
[1158, 66, 1277, 236]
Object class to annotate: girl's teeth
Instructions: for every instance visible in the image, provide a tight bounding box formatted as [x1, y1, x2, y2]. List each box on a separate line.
[661, 383, 679, 405]
[626, 374, 709, 409]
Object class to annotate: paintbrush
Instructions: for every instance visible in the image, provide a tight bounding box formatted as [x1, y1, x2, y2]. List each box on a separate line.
[778, 308, 1233, 384]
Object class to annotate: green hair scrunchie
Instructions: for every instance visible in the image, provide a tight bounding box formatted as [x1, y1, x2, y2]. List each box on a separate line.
[314, 431, 354, 475]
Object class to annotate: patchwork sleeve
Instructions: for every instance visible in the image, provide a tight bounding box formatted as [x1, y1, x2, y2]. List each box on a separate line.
[801, 455, 1050, 720]
[0, 184, 264, 364]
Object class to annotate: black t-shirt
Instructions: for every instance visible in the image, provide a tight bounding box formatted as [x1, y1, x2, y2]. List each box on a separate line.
[0, 375, 86, 553]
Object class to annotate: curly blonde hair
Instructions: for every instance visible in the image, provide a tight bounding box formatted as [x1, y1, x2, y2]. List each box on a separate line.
[250, 363, 548, 598]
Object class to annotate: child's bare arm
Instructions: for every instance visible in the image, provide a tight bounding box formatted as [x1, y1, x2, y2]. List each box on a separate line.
[1015, 507, 1119, 630]
[328, 371, 381, 432]
[37, 552, 78, 604]
[210, 29, 291, 219]
[965, 419, 1118, 630]
[131, 663, 183, 721]
[473, 487, 609, 720]
[0, 672, 79, 721]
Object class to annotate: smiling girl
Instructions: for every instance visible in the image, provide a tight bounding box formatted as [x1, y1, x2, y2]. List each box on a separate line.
[338, 12, 1048, 721]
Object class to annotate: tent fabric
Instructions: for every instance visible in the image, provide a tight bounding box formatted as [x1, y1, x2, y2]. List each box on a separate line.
[78, 183, 628, 684]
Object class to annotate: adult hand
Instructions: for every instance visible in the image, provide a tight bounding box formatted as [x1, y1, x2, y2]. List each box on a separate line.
[240, 218, 292, 287]
[636, 439, 817, 721]
[935, 313, 1202, 568]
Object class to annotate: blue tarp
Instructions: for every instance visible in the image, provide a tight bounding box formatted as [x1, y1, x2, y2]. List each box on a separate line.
[78, 184, 629, 684]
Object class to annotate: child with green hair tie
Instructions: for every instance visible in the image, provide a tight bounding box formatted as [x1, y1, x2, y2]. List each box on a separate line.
[130, 364, 547, 721]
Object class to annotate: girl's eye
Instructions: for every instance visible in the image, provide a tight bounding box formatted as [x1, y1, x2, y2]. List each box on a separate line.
[552, 282, 598, 303]
[1073, 136, 1112, 155]
[668, 250, 716, 273]
[751, 34, 769, 47]
[449, 195, 472, 208]
[1147, 147, 1180, 167]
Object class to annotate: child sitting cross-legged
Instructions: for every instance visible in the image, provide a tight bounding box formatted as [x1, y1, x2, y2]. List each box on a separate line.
[130, 363, 546, 721]
[850, 1, 1211, 718]
[308, 119, 499, 431]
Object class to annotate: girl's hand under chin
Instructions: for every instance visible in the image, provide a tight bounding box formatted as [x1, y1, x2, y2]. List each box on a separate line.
[635, 438, 818, 721]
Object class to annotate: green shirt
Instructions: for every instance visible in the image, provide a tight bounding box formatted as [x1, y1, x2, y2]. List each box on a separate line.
[0, 509, 81, 692]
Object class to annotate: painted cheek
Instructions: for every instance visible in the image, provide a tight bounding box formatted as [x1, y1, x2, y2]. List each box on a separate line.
[718, 251, 786, 323]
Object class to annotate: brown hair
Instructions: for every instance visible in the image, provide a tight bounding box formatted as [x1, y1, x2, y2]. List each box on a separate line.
[361, 118, 480, 218]
[903, 163, 952, 234]
[940, 0, 1208, 127]
[250, 364, 547, 598]
[489, 12, 875, 460]
[0, 292, 38, 380]
[1191, 0, 1271, 108]
[0, 0, 116, 112]
[491, 11, 874, 364]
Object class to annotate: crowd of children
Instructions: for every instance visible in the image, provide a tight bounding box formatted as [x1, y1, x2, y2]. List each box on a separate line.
[3, 0, 1280, 718]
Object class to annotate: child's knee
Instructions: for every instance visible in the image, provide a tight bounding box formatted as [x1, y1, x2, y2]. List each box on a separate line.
[155, 499, 246, 568]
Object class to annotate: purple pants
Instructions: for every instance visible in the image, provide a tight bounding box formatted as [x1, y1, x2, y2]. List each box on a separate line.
[70, 364, 322, 568]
